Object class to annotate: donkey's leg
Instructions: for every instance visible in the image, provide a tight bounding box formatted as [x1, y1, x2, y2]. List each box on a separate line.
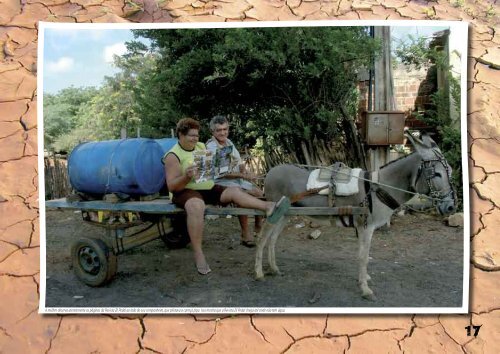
[255, 221, 274, 280]
[357, 225, 376, 300]
[267, 216, 288, 275]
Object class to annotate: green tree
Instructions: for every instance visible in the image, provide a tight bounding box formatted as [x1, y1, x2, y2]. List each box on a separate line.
[121, 40, 181, 139]
[131, 27, 380, 164]
[44, 86, 98, 152]
[44, 49, 160, 153]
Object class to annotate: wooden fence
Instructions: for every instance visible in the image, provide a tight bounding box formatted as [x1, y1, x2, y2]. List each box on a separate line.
[44, 155, 71, 199]
[242, 140, 349, 189]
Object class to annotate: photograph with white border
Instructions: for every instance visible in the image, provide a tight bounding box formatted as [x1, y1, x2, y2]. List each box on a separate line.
[38, 20, 469, 314]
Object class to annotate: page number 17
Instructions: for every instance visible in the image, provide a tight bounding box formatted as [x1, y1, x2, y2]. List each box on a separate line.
[465, 325, 481, 337]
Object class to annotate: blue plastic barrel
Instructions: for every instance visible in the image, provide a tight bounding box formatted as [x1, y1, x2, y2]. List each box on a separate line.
[68, 138, 165, 196]
[155, 138, 178, 155]
[155, 138, 178, 195]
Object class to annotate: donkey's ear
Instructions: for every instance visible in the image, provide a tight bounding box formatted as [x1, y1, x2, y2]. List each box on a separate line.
[404, 130, 425, 147]
[420, 132, 438, 148]
[405, 130, 435, 159]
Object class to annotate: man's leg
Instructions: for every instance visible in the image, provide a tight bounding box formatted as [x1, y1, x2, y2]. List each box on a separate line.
[184, 197, 210, 274]
[238, 215, 252, 242]
[249, 187, 264, 234]
[254, 215, 263, 234]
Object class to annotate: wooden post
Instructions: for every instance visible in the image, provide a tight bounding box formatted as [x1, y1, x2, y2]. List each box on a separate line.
[368, 26, 395, 171]
[301, 141, 312, 166]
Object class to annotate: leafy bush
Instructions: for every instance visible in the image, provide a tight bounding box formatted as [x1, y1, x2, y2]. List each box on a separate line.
[395, 34, 463, 209]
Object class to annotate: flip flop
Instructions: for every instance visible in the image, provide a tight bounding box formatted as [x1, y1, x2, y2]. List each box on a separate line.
[267, 196, 291, 224]
[240, 240, 256, 248]
[196, 264, 212, 275]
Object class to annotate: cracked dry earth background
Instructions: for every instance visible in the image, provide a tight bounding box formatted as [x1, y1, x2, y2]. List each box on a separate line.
[1, 0, 500, 352]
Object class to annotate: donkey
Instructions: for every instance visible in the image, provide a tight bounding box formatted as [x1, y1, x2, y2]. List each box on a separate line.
[255, 132, 456, 300]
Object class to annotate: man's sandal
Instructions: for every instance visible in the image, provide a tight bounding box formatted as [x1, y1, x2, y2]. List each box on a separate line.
[240, 240, 256, 248]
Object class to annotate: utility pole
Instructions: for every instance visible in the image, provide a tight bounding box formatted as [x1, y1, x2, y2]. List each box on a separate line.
[367, 26, 396, 171]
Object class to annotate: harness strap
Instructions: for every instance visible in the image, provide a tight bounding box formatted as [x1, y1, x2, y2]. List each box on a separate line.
[369, 170, 400, 210]
[375, 188, 400, 210]
[328, 162, 342, 208]
[340, 215, 354, 227]
[327, 189, 334, 207]
[364, 171, 373, 214]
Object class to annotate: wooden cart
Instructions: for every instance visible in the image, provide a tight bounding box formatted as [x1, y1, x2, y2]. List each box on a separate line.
[45, 197, 367, 286]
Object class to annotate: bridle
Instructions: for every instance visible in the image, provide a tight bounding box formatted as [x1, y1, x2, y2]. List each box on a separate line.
[414, 148, 456, 206]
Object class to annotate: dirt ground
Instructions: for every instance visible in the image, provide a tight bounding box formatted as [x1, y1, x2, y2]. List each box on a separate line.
[44, 209, 464, 310]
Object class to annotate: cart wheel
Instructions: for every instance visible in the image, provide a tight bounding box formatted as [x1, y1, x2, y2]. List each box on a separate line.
[160, 215, 190, 249]
[71, 238, 117, 287]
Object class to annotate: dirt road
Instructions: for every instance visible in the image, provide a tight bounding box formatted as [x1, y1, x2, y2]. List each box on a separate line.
[45, 209, 464, 310]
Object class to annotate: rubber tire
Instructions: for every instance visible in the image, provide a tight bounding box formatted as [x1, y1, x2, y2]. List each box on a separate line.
[160, 215, 190, 249]
[71, 238, 117, 287]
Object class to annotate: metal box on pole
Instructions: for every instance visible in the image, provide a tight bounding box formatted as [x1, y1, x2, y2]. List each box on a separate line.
[362, 111, 405, 145]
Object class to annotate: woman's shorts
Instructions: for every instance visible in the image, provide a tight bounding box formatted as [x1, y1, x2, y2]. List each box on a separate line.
[172, 185, 228, 208]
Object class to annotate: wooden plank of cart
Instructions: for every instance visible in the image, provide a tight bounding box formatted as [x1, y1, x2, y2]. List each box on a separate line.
[45, 197, 368, 286]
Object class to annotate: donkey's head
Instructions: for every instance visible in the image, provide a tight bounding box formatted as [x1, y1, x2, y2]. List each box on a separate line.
[405, 131, 456, 216]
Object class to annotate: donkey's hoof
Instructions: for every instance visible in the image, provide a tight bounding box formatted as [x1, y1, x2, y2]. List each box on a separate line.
[269, 269, 283, 276]
[361, 292, 377, 301]
[254, 274, 265, 281]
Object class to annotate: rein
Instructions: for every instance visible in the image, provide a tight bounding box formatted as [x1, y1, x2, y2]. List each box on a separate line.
[295, 163, 446, 205]
[296, 163, 419, 195]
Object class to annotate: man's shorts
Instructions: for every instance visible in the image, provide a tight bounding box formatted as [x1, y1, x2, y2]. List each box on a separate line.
[172, 185, 228, 209]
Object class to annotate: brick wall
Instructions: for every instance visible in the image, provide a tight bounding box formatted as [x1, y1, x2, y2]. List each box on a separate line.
[357, 80, 369, 115]
[393, 64, 434, 111]
[357, 64, 435, 114]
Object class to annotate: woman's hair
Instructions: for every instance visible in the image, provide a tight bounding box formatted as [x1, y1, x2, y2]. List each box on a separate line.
[176, 118, 200, 137]
[209, 115, 228, 131]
